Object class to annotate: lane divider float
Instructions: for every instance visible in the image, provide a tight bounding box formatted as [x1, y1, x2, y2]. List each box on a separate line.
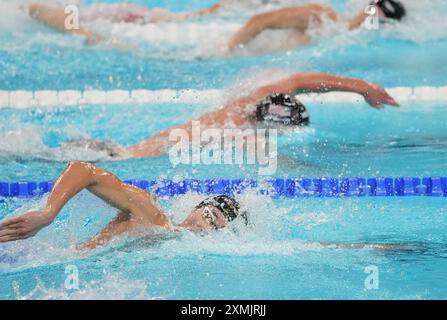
[0, 86, 446, 109]
[1, 177, 446, 199]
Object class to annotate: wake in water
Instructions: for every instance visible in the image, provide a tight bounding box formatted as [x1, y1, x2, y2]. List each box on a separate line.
[0, 124, 123, 162]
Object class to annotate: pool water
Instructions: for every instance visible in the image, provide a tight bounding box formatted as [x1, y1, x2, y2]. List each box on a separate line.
[1, 0, 447, 300]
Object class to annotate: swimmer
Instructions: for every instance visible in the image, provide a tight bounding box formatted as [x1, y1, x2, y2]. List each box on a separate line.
[0, 161, 246, 249]
[228, 0, 406, 51]
[60, 72, 398, 159]
[27, 1, 234, 45]
[0, 161, 413, 253]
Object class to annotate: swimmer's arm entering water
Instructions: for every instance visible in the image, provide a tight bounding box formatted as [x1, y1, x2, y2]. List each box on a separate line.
[28, 3, 136, 51]
[0, 161, 171, 249]
[228, 4, 338, 50]
[248, 72, 400, 109]
[183, 1, 225, 18]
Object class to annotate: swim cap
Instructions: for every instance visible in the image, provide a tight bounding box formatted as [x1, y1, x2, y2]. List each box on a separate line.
[256, 93, 309, 127]
[371, 0, 406, 20]
[196, 195, 248, 225]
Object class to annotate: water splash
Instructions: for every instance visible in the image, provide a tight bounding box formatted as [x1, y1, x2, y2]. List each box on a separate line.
[0, 122, 120, 162]
[12, 273, 162, 300]
[2, 0, 446, 59]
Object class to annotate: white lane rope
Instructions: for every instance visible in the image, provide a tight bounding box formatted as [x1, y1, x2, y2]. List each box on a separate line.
[0, 86, 446, 109]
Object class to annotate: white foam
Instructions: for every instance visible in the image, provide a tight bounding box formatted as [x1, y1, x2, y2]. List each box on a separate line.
[12, 273, 156, 300]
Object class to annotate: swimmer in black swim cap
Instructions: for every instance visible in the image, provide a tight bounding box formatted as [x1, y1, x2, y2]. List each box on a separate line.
[0, 161, 422, 253]
[371, 0, 406, 21]
[228, 1, 406, 53]
[0, 161, 247, 249]
[55, 72, 398, 159]
[255, 93, 310, 127]
[123, 72, 397, 159]
[194, 195, 249, 227]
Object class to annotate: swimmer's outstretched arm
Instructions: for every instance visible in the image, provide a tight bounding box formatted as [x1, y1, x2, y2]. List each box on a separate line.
[228, 4, 338, 50]
[29, 3, 104, 44]
[249, 72, 400, 109]
[0, 161, 170, 248]
[29, 3, 141, 55]
[184, 1, 225, 18]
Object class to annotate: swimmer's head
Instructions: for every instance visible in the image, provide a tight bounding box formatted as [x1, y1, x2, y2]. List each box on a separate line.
[371, 0, 406, 21]
[255, 93, 310, 128]
[180, 195, 248, 232]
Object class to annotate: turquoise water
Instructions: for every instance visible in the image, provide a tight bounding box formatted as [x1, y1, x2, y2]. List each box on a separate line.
[1, 0, 447, 299]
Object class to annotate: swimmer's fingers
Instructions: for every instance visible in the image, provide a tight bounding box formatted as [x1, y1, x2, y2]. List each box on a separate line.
[0, 228, 26, 241]
[0, 226, 37, 243]
[0, 224, 23, 234]
[364, 83, 400, 109]
[365, 98, 384, 109]
[0, 219, 29, 242]
[0, 211, 53, 242]
[367, 101, 385, 110]
[364, 92, 399, 109]
[0, 217, 25, 230]
[384, 95, 400, 107]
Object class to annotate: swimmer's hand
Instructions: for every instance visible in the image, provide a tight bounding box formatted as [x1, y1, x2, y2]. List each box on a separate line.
[0, 210, 54, 243]
[362, 82, 400, 109]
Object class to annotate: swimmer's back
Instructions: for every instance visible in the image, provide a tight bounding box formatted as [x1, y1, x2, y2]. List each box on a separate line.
[81, 3, 152, 23]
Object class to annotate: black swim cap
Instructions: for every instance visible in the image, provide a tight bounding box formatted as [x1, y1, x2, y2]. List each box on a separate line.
[371, 0, 406, 21]
[256, 93, 309, 127]
[196, 195, 248, 225]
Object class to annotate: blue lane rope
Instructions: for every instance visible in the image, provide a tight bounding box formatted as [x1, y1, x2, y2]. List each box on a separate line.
[0, 177, 446, 199]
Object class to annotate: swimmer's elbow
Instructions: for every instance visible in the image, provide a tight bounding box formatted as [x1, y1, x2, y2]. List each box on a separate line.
[68, 160, 93, 173]
[309, 3, 337, 15]
[66, 161, 96, 182]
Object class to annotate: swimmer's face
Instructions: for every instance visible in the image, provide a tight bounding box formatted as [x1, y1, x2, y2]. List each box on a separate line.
[376, 7, 386, 19]
[255, 121, 306, 134]
[180, 205, 228, 232]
